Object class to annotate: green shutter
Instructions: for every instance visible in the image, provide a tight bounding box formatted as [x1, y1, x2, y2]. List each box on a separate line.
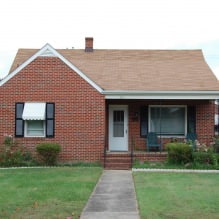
[46, 103, 55, 137]
[187, 106, 196, 133]
[140, 106, 148, 137]
[15, 103, 24, 137]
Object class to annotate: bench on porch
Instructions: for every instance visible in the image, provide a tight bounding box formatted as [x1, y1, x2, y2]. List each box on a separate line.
[146, 132, 162, 152]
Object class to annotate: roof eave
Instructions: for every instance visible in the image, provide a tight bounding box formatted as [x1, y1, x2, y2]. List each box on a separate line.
[103, 90, 219, 99]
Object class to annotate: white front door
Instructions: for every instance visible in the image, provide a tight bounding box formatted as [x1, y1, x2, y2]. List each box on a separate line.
[109, 105, 128, 151]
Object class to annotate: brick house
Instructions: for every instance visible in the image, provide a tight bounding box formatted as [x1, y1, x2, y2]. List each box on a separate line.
[0, 37, 219, 167]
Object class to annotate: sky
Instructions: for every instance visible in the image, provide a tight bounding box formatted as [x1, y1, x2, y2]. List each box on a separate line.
[0, 0, 219, 79]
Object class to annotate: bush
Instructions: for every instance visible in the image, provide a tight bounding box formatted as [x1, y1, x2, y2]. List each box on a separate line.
[193, 151, 218, 167]
[36, 143, 61, 165]
[213, 136, 219, 153]
[0, 150, 37, 167]
[0, 135, 37, 167]
[166, 142, 193, 164]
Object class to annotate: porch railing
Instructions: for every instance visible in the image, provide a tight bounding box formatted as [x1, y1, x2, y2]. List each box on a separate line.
[103, 135, 107, 168]
[131, 136, 135, 168]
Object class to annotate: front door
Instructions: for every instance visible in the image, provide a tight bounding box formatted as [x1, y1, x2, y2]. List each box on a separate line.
[109, 105, 128, 151]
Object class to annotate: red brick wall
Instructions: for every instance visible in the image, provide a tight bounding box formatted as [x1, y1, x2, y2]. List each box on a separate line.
[196, 101, 215, 145]
[0, 57, 105, 162]
[107, 100, 215, 150]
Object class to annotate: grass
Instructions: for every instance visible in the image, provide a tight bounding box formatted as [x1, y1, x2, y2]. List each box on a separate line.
[133, 172, 219, 219]
[133, 161, 219, 170]
[0, 167, 102, 219]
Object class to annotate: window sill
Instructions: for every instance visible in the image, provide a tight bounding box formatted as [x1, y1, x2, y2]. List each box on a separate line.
[157, 135, 185, 138]
[24, 136, 46, 138]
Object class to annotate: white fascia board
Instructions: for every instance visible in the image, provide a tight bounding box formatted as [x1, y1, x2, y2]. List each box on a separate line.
[0, 44, 103, 93]
[103, 90, 219, 100]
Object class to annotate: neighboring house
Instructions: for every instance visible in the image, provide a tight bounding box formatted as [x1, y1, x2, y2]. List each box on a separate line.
[0, 37, 219, 166]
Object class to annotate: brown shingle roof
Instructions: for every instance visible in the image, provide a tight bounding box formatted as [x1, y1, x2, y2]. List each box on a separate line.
[9, 48, 219, 91]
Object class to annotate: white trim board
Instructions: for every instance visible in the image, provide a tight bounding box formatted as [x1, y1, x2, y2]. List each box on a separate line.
[132, 168, 219, 173]
[104, 90, 219, 100]
[0, 44, 103, 93]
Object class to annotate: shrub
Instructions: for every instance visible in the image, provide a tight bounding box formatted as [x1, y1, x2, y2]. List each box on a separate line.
[0, 150, 37, 167]
[36, 143, 61, 165]
[3, 135, 14, 146]
[193, 151, 218, 167]
[166, 142, 193, 164]
[0, 135, 37, 167]
[195, 141, 208, 152]
[212, 136, 219, 153]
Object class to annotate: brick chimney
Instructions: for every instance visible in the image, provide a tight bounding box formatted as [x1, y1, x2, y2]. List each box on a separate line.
[85, 37, 93, 52]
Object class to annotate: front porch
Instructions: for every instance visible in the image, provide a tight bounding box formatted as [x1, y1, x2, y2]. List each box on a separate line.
[104, 99, 215, 169]
[106, 99, 215, 152]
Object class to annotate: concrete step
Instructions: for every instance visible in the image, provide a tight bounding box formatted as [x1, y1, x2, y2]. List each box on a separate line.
[105, 163, 132, 170]
[104, 153, 132, 169]
[105, 158, 132, 163]
[105, 154, 131, 158]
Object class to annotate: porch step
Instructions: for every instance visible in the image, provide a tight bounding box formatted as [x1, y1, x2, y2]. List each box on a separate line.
[105, 157, 132, 163]
[104, 153, 132, 170]
[103, 152, 167, 169]
[105, 163, 132, 170]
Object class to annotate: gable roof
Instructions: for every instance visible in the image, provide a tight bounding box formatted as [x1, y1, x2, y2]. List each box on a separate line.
[8, 47, 219, 92]
[0, 44, 102, 92]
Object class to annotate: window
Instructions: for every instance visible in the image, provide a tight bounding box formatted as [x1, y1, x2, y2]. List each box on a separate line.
[15, 102, 55, 138]
[25, 120, 45, 137]
[23, 102, 46, 137]
[149, 106, 186, 136]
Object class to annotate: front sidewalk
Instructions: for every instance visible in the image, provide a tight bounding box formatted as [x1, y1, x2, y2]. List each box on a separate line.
[80, 170, 140, 219]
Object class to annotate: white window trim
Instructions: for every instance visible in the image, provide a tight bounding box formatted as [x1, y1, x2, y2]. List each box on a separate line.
[24, 120, 46, 138]
[148, 105, 187, 138]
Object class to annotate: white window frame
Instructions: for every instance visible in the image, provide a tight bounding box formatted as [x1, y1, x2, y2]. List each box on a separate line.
[148, 105, 187, 137]
[24, 120, 46, 137]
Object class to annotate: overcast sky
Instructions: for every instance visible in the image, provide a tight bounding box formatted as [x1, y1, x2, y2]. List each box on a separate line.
[0, 0, 219, 79]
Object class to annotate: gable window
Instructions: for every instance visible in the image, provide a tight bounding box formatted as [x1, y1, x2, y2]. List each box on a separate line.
[149, 106, 186, 136]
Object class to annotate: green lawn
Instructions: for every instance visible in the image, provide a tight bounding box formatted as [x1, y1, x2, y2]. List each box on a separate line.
[133, 172, 219, 219]
[0, 167, 102, 219]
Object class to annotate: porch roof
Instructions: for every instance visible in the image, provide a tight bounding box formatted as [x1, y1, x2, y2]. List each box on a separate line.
[8, 48, 219, 92]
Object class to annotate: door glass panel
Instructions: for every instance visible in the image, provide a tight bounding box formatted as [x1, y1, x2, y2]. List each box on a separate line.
[113, 110, 124, 137]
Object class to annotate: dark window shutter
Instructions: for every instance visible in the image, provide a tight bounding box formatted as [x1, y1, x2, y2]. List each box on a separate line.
[15, 103, 24, 137]
[187, 106, 196, 133]
[46, 103, 55, 137]
[140, 106, 148, 137]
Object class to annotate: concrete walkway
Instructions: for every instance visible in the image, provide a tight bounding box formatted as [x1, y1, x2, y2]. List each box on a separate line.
[80, 170, 140, 219]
